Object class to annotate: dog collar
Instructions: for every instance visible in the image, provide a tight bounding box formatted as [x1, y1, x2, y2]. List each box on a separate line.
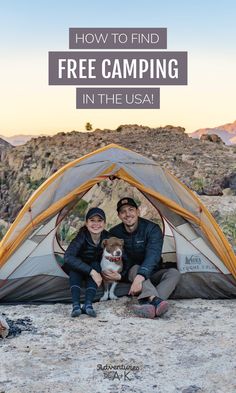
[105, 256, 122, 263]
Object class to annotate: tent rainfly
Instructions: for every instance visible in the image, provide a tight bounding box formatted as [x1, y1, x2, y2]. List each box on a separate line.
[0, 144, 236, 302]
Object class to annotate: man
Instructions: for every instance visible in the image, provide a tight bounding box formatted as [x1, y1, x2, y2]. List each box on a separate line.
[102, 197, 181, 318]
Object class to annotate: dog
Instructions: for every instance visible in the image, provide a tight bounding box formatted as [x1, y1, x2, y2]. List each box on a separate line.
[100, 237, 124, 301]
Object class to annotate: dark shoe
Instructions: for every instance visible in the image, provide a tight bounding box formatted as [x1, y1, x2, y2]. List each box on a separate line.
[132, 304, 156, 319]
[150, 297, 169, 317]
[71, 304, 82, 318]
[82, 304, 97, 318]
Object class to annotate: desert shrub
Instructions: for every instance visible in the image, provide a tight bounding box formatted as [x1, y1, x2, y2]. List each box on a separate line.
[0, 225, 7, 241]
[220, 214, 236, 249]
[28, 178, 46, 191]
[85, 122, 93, 131]
[191, 177, 205, 194]
[72, 199, 89, 218]
[57, 199, 89, 247]
[58, 223, 77, 245]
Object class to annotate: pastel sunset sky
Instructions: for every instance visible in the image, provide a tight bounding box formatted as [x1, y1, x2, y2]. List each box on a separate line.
[1, 0, 236, 136]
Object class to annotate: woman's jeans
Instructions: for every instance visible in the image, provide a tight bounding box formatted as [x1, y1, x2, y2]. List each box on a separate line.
[69, 262, 100, 305]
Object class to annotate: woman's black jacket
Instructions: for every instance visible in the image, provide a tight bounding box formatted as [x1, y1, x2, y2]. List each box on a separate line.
[64, 228, 109, 275]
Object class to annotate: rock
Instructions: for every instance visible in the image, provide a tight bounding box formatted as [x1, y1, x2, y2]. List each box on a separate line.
[228, 173, 236, 193]
[223, 188, 234, 196]
[200, 134, 224, 144]
[0, 316, 9, 339]
[182, 154, 194, 165]
[182, 386, 202, 393]
[220, 172, 236, 194]
[202, 185, 223, 196]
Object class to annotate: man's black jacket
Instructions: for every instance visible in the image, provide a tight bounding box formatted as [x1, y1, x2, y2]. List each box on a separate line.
[64, 227, 109, 275]
[110, 217, 163, 280]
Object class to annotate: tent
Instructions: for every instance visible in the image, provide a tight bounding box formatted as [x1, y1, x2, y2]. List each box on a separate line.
[0, 143, 236, 302]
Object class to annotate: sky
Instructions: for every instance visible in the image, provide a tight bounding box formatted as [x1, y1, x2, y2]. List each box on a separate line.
[1, 0, 236, 136]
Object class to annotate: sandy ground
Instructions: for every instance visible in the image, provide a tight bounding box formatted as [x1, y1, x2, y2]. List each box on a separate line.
[0, 298, 236, 393]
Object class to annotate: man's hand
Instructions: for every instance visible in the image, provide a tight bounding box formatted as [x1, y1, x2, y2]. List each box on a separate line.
[128, 274, 145, 296]
[101, 270, 121, 282]
[90, 269, 103, 287]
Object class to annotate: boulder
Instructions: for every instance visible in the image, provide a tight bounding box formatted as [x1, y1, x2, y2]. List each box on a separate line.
[0, 316, 9, 339]
[203, 185, 223, 196]
[200, 134, 224, 144]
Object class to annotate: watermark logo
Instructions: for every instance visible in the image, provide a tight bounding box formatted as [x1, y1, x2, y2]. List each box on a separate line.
[97, 363, 140, 381]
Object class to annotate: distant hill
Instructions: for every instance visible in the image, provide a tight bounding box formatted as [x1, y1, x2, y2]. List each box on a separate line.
[1, 124, 236, 224]
[189, 120, 236, 145]
[0, 134, 46, 146]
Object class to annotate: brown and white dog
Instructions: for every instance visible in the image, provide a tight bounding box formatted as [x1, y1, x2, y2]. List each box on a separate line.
[100, 237, 124, 301]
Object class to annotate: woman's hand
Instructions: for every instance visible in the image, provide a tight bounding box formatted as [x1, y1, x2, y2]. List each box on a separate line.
[90, 269, 103, 287]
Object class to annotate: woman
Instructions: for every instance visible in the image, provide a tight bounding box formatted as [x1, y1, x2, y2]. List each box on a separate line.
[64, 207, 109, 318]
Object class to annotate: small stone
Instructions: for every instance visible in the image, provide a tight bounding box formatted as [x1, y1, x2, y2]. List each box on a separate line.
[182, 385, 202, 393]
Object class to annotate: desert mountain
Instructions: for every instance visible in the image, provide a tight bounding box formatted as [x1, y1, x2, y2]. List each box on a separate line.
[0, 134, 46, 146]
[190, 120, 236, 145]
[0, 124, 236, 224]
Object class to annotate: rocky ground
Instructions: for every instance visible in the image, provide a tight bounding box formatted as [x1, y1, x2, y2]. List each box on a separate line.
[0, 297, 236, 393]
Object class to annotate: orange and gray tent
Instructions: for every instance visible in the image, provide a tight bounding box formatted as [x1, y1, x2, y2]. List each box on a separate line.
[0, 144, 236, 302]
